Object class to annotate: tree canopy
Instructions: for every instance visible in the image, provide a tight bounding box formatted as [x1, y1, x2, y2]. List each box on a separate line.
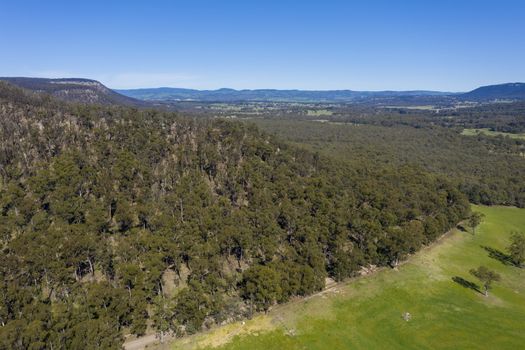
[507, 232, 525, 267]
[470, 266, 501, 296]
[0, 82, 470, 348]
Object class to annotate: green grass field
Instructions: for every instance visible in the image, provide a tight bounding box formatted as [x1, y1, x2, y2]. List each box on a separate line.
[306, 109, 333, 117]
[170, 206, 525, 350]
[461, 128, 525, 140]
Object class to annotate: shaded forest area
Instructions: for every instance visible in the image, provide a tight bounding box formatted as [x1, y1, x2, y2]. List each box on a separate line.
[0, 82, 470, 349]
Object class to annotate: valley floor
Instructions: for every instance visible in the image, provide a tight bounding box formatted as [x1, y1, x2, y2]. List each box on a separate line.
[136, 205, 525, 350]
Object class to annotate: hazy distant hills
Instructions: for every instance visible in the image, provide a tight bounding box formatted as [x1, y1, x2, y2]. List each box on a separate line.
[116, 87, 454, 103]
[459, 82, 525, 101]
[0, 77, 147, 106]
[118, 83, 525, 103]
[2, 77, 524, 104]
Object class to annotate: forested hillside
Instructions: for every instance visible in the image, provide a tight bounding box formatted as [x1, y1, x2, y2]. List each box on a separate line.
[0, 82, 469, 349]
[460, 82, 525, 101]
[0, 77, 147, 107]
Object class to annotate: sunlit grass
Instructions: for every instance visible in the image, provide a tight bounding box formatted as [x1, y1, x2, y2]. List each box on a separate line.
[462, 128, 525, 140]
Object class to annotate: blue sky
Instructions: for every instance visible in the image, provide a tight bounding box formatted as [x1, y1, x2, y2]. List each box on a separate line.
[1, 0, 524, 91]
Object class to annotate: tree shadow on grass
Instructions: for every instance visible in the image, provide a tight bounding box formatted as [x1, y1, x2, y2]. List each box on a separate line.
[482, 246, 515, 266]
[452, 276, 482, 294]
[457, 224, 468, 233]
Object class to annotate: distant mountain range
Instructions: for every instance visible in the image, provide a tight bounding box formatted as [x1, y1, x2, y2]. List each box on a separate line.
[1, 77, 524, 104]
[0, 77, 147, 106]
[459, 82, 525, 101]
[116, 87, 455, 103]
[117, 83, 525, 103]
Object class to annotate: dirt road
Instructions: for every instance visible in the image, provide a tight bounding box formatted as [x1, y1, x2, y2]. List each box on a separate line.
[123, 334, 158, 350]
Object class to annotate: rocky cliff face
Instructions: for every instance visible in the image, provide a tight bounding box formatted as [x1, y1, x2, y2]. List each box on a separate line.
[0, 77, 148, 106]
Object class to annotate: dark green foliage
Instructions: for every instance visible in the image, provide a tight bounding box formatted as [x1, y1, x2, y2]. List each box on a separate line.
[467, 212, 484, 235]
[469, 266, 501, 296]
[507, 232, 525, 267]
[0, 82, 470, 347]
[173, 285, 210, 334]
[241, 265, 282, 312]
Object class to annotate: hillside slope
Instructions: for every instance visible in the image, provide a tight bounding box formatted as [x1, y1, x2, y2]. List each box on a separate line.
[461, 82, 525, 101]
[0, 77, 148, 106]
[0, 82, 469, 349]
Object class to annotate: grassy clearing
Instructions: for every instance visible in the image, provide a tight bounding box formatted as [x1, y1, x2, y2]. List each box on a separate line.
[169, 206, 525, 350]
[306, 109, 333, 116]
[462, 128, 525, 140]
[381, 105, 437, 110]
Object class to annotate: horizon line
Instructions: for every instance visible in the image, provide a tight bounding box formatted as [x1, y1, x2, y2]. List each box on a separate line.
[2, 75, 525, 93]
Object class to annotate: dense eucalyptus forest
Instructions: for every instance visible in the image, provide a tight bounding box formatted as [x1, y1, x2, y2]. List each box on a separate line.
[0, 82, 471, 349]
[170, 99, 525, 208]
[253, 119, 525, 208]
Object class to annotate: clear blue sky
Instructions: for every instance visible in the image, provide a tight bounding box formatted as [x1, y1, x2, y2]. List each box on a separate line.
[1, 0, 524, 91]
